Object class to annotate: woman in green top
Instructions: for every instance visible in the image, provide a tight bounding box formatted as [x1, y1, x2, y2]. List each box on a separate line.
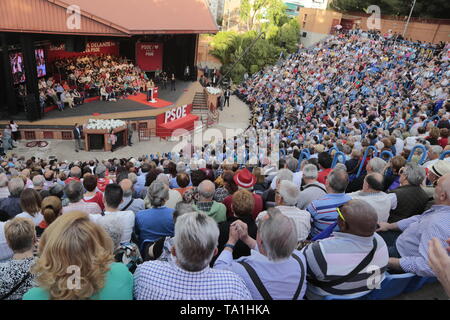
[23, 211, 133, 300]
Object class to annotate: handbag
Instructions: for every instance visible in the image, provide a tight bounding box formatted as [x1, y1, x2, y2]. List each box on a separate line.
[0, 272, 31, 300]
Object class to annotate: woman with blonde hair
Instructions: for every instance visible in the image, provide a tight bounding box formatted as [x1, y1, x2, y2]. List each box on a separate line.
[23, 211, 133, 300]
[35, 196, 62, 237]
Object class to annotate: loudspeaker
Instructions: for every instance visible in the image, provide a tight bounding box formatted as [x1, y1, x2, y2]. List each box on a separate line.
[65, 38, 75, 52]
[302, 32, 307, 37]
[74, 38, 86, 52]
[66, 38, 86, 52]
[24, 94, 40, 122]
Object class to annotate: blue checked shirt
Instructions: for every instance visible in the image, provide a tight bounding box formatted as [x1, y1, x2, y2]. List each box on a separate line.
[133, 259, 252, 300]
[396, 205, 450, 277]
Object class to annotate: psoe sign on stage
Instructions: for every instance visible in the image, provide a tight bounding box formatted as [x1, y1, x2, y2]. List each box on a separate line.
[165, 105, 187, 123]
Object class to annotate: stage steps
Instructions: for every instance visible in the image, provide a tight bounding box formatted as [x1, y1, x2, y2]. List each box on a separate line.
[191, 91, 209, 126]
[192, 91, 208, 113]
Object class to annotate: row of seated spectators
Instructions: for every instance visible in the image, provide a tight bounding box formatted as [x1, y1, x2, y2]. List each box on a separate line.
[37, 54, 149, 111]
[0, 149, 449, 299]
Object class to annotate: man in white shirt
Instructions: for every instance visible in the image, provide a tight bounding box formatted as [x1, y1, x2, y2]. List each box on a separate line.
[348, 173, 397, 223]
[91, 184, 134, 243]
[270, 157, 302, 189]
[257, 180, 311, 241]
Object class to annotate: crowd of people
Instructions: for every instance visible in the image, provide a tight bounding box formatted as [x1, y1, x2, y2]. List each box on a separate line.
[0, 29, 450, 300]
[36, 54, 172, 112]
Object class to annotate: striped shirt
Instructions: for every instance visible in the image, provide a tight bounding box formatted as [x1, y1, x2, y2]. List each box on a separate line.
[307, 193, 352, 238]
[303, 232, 388, 299]
[396, 205, 450, 277]
[134, 260, 252, 300]
[62, 200, 102, 215]
[256, 206, 311, 241]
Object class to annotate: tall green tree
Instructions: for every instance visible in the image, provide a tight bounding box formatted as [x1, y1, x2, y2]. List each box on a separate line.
[239, 0, 288, 31]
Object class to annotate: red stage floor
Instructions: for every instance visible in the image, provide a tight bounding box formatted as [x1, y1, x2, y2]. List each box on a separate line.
[126, 93, 173, 108]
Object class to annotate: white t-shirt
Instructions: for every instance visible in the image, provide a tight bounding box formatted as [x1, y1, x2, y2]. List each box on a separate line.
[16, 211, 44, 225]
[10, 124, 18, 132]
[90, 210, 135, 243]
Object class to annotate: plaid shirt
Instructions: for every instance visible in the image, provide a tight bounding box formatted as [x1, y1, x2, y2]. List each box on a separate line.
[195, 201, 214, 212]
[134, 259, 252, 300]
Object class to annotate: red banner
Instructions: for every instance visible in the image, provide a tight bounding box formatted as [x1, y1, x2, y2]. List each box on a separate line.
[136, 42, 164, 71]
[45, 41, 119, 62]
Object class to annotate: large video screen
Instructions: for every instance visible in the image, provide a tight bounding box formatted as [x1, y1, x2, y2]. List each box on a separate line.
[35, 48, 46, 78]
[9, 52, 25, 84]
[9, 48, 47, 84]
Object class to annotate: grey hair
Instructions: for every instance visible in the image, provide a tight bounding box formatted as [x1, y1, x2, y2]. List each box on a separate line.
[286, 157, 298, 172]
[174, 211, 219, 271]
[64, 180, 84, 203]
[197, 180, 215, 200]
[0, 173, 8, 188]
[128, 172, 137, 185]
[327, 169, 349, 193]
[147, 180, 169, 207]
[259, 208, 298, 261]
[156, 173, 169, 186]
[368, 157, 387, 174]
[176, 162, 186, 173]
[392, 129, 403, 138]
[430, 145, 443, 155]
[403, 162, 426, 186]
[302, 164, 318, 180]
[278, 180, 300, 206]
[122, 187, 133, 198]
[33, 175, 45, 187]
[334, 163, 347, 172]
[8, 177, 25, 197]
[173, 202, 195, 224]
[97, 215, 123, 248]
[276, 168, 293, 183]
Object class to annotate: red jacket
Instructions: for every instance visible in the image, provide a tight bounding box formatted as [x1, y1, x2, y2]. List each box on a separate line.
[84, 192, 105, 211]
[317, 168, 332, 184]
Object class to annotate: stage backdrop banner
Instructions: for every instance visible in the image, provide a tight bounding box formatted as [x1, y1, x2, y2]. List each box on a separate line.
[136, 42, 164, 71]
[46, 41, 119, 62]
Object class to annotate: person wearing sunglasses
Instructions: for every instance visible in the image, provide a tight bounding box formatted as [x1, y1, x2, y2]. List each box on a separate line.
[303, 199, 388, 299]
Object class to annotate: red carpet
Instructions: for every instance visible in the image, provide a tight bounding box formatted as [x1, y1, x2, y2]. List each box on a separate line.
[126, 93, 172, 108]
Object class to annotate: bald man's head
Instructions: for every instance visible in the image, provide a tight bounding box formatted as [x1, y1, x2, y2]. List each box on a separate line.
[433, 173, 450, 206]
[119, 179, 133, 198]
[198, 180, 215, 201]
[363, 172, 384, 192]
[338, 199, 378, 237]
[70, 166, 81, 178]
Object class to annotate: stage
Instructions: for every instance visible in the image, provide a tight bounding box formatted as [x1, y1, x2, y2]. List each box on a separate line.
[0, 80, 193, 127]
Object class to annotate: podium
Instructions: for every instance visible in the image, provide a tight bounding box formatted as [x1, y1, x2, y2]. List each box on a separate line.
[84, 125, 128, 152]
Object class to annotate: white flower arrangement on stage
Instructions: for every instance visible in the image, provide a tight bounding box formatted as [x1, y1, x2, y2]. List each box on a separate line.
[206, 87, 222, 95]
[86, 119, 126, 130]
